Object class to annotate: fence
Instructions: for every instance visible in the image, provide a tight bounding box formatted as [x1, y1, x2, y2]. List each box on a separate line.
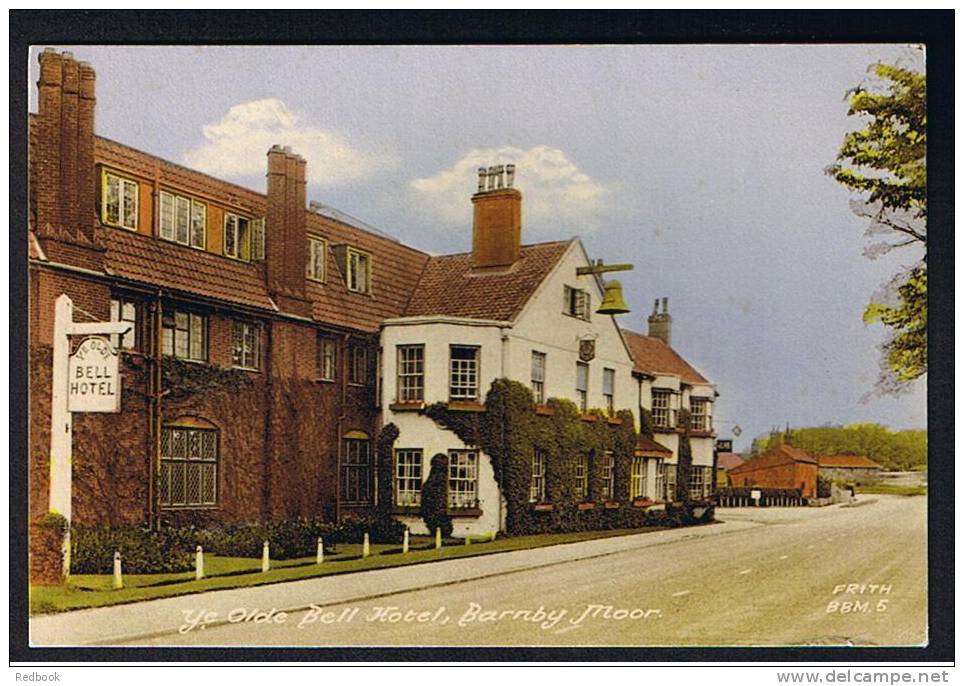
[716, 487, 805, 508]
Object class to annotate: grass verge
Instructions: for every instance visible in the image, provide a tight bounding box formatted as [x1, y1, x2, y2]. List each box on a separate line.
[855, 484, 927, 497]
[30, 527, 660, 615]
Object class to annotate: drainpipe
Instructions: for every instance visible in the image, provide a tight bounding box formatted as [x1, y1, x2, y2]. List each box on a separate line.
[498, 327, 510, 531]
[334, 332, 350, 523]
[148, 290, 163, 530]
[261, 319, 274, 522]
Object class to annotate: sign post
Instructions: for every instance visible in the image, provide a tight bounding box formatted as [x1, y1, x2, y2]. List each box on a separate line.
[48, 294, 130, 576]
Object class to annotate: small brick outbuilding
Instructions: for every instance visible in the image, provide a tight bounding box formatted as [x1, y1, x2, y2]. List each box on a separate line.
[727, 445, 818, 498]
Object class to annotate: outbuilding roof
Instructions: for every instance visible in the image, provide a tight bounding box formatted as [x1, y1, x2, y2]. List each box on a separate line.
[717, 452, 748, 471]
[816, 454, 882, 469]
[728, 444, 818, 474]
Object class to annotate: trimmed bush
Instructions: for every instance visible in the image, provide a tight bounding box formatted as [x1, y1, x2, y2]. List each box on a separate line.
[71, 524, 192, 574]
[420, 453, 453, 539]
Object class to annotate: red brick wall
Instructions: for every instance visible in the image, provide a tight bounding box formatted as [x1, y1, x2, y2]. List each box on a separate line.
[731, 461, 817, 498]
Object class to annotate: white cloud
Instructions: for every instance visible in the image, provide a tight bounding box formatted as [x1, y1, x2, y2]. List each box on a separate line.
[410, 146, 609, 235]
[182, 99, 388, 187]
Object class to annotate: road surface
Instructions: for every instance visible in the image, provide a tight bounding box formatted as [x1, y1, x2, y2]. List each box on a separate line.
[123, 494, 926, 647]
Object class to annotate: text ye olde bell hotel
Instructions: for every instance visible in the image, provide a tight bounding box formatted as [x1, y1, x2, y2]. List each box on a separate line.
[28, 50, 717, 576]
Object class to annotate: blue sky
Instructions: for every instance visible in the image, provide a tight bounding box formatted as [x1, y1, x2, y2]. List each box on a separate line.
[28, 44, 927, 450]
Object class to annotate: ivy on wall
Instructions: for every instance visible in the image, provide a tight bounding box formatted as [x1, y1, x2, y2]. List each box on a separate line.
[414, 379, 708, 535]
[161, 357, 254, 401]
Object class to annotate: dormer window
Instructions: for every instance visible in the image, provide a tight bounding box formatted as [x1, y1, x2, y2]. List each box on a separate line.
[224, 212, 251, 261]
[307, 236, 327, 282]
[564, 285, 590, 321]
[159, 190, 206, 249]
[347, 248, 372, 294]
[102, 170, 139, 231]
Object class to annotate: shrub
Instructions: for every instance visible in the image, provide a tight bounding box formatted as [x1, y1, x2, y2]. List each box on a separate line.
[420, 453, 453, 538]
[71, 524, 192, 574]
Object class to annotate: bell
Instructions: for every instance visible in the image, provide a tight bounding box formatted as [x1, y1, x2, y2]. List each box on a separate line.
[597, 280, 630, 315]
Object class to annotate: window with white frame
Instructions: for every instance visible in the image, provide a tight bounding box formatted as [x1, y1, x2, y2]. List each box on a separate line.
[662, 462, 677, 501]
[654, 460, 666, 501]
[397, 345, 425, 402]
[102, 171, 139, 231]
[347, 248, 371, 294]
[449, 345, 480, 401]
[576, 361, 589, 412]
[224, 212, 251, 261]
[531, 351, 546, 403]
[110, 298, 137, 350]
[395, 449, 423, 506]
[689, 465, 712, 500]
[317, 336, 337, 381]
[448, 450, 478, 508]
[530, 449, 547, 502]
[602, 368, 615, 414]
[652, 389, 674, 428]
[342, 438, 372, 504]
[564, 285, 590, 320]
[349, 343, 368, 385]
[159, 425, 218, 508]
[161, 309, 206, 362]
[690, 397, 711, 432]
[159, 190, 206, 249]
[307, 236, 327, 282]
[600, 451, 615, 500]
[630, 457, 648, 500]
[574, 453, 589, 500]
[231, 321, 260, 370]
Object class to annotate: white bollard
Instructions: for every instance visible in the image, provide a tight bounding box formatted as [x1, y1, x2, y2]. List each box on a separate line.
[316, 537, 324, 565]
[112, 550, 123, 590]
[435, 527, 442, 549]
[195, 545, 204, 580]
[402, 529, 409, 554]
[362, 533, 370, 558]
[261, 540, 270, 572]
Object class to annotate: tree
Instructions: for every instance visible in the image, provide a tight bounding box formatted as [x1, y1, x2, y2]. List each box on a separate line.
[827, 61, 927, 391]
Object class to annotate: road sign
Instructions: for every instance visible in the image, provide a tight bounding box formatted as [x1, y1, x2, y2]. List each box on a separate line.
[68, 336, 121, 412]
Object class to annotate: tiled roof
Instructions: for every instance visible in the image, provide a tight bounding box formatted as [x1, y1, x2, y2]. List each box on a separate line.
[636, 434, 673, 456]
[729, 444, 817, 474]
[29, 124, 432, 332]
[717, 452, 748, 471]
[621, 329, 710, 384]
[403, 240, 573, 321]
[98, 227, 276, 311]
[816, 454, 882, 469]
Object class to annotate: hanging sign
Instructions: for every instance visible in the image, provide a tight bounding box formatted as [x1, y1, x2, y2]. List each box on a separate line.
[68, 336, 121, 412]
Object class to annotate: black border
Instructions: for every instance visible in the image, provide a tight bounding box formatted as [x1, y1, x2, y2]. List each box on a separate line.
[9, 10, 954, 664]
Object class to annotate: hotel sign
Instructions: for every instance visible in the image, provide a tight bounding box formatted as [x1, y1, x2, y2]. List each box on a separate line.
[68, 336, 121, 413]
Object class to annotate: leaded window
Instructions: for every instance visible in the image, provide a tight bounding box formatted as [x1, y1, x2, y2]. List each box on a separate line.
[159, 425, 218, 508]
[307, 236, 327, 282]
[574, 453, 589, 500]
[690, 397, 711, 432]
[317, 336, 337, 381]
[231, 321, 260, 370]
[630, 457, 648, 500]
[102, 171, 139, 231]
[161, 309, 206, 362]
[600, 451, 615, 500]
[342, 438, 372, 504]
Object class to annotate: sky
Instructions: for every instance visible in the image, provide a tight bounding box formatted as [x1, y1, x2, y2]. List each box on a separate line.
[27, 44, 927, 451]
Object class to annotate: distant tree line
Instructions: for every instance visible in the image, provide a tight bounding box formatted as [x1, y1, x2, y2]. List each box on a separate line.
[751, 423, 926, 472]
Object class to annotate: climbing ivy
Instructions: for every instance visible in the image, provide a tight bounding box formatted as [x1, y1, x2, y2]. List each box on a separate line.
[421, 379, 692, 535]
[160, 357, 253, 401]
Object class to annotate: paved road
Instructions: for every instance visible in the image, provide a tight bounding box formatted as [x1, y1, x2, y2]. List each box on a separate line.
[124, 495, 926, 647]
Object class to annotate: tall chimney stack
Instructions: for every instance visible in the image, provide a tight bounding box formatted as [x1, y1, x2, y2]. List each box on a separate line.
[471, 164, 521, 272]
[648, 296, 673, 346]
[265, 144, 311, 317]
[34, 49, 101, 267]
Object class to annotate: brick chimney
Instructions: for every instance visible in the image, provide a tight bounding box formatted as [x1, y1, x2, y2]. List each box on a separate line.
[265, 144, 312, 317]
[471, 164, 521, 272]
[648, 297, 672, 346]
[33, 49, 101, 267]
